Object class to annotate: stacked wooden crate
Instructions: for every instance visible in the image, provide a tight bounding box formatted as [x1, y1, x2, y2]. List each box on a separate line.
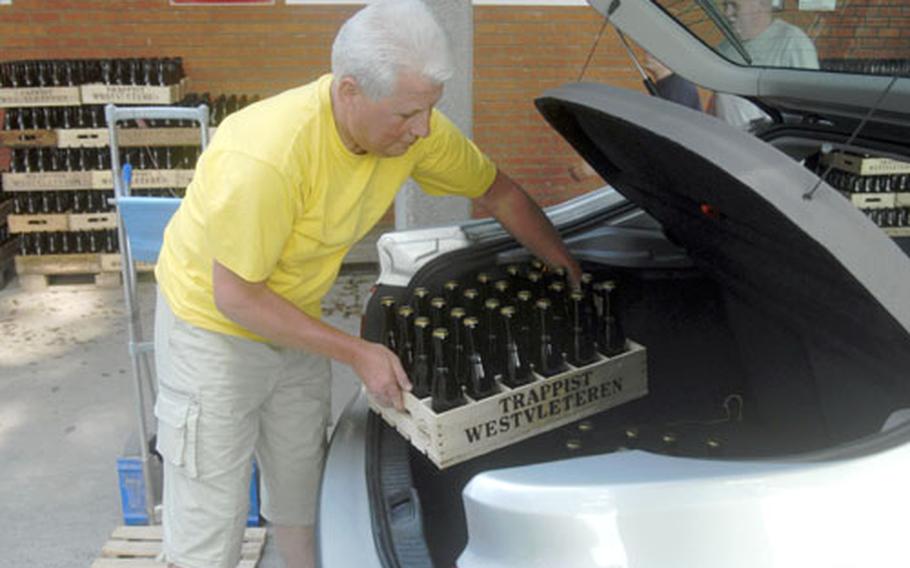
[0, 59, 197, 290]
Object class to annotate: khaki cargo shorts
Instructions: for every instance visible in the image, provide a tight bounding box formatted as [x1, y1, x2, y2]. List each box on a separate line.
[154, 291, 331, 568]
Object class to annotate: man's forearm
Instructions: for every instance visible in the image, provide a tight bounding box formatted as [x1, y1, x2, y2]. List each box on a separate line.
[476, 170, 581, 283]
[212, 261, 365, 367]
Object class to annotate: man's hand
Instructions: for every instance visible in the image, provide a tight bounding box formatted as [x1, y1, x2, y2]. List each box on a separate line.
[352, 341, 412, 411]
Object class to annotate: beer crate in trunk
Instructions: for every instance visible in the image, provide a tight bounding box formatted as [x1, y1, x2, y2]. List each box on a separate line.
[369, 341, 648, 469]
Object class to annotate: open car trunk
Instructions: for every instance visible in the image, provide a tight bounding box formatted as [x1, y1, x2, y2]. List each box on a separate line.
[365, 84, 910, 568]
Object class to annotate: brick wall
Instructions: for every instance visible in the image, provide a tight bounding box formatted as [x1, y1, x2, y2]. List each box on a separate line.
[1, 0, 907, 218]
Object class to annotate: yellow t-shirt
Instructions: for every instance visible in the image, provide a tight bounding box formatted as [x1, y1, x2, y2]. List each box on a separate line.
[156, 74, 497, 340]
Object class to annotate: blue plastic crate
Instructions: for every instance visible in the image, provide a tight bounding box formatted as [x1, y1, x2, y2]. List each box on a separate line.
[117, 457, 260, 526]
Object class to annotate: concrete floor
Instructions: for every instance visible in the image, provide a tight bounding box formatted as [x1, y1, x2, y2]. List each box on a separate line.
[0, 269, 375, 567]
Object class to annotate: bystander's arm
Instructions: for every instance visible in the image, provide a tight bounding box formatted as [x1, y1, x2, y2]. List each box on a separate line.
[474, 170, 582, 286]
[211, 260, 411, 410]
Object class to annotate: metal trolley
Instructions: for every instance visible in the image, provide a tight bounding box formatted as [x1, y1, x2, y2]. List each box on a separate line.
[105, 103, 210, 524]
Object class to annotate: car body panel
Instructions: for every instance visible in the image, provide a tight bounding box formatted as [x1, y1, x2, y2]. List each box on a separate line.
[458, 445, 910, 568]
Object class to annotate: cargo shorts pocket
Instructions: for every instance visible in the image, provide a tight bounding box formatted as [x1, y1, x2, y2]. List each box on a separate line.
[154, 385, 200, 479]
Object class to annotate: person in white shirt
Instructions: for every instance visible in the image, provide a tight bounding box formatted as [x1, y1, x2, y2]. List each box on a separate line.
[710, 0, 819, 129]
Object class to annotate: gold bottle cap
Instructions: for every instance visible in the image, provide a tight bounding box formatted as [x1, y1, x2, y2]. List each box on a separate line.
[549, 282, 565, 293]
[463, 316, 479, 328]
[380, 296, 395, 307]
[463, 288, 479, 299]
[398, 305, 414, 317]
[662, 432, 678, 445]
[570, 291, 584, 301]
[444, 280, 459, 291]
[484, 298, 501, 309]
[527, 271, 541, 283]
[535, 298, 551, 310]
[517, 290, 532, 301]
[450, 307, 466, 319]
[500, 305, 516, 317]
[414, 316, 431, 328]
[431, 297, 446, 309]
[494, 280, 509, 292]
[578, 420, 594, 433]
[506, 264, 520, 276]
[477, 272, 490, 284]
[413, 287, 429, 298]
[624, 426, 639, 440]
[565, 438, 583, 451]
[432, 327, 449, 340]
[581, 273, 593, 284]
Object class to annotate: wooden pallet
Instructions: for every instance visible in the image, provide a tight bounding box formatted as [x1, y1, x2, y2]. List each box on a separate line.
[13, 252, 156, 291]
[91, 525, 267, 568]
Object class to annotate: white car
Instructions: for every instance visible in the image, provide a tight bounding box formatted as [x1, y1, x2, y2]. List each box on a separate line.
[317, 0, 910, 566]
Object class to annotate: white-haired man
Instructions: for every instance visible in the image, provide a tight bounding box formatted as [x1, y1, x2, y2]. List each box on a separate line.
[152, 1, 580, 567]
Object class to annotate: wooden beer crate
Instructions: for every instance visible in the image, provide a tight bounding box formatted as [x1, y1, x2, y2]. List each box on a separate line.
[0, 129, 57, 147]
[92, 525, 266, 568]
[370, 341, 648, 469]
[822, 152, 910, 176]
[100, 253, 156, 273]
[851, 193, 897, 209]
[886, 227, 910, 238]
[8, 213, 69, 233]
[92, 169, 194, 189]
[896, 193, 910, 208]
[2, 171, 94, 191]
[80, 78, 188, 105]
[69, 212, 117, 231]
[0, 86, 82, 107]
[56, 126, 212, 148]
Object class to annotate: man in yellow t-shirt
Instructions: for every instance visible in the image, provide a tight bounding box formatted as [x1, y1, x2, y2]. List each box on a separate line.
[153, 1, 580, 568]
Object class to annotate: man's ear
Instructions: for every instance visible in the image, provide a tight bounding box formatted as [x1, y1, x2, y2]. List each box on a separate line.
[336, 76, 361, 105]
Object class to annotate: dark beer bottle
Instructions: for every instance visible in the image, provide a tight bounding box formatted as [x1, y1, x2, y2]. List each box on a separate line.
[567, 291, 598, 367]
[548, 281, 569, 355]
[476, 272, 491, 301]
[431, 328, 466, 413]
[396, 306, 415, 377]
[526, 270, 543, 298]
[534, 298, 568, 377]
[463, 317, 497, 400]
[596, 281, 626, 356]
[430, 296, 447, 330]
[462, 288, 480, 318]
[443, 280, 460, 309]
[504, 264, 522, 291]
[412, 287, 430, 319]
[379, 297, 398, 354]
[493, 279, 510, 304]
[410, 317, 432, 399]
[500, 306, 532, 387]
[482, 297, 503, 380]
[449, 307, 467, 388]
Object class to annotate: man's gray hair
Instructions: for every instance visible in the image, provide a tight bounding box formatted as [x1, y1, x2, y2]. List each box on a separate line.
[331, 0, 453, 100]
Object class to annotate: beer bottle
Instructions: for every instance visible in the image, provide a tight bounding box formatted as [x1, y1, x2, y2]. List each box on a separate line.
[412, 287, 430, 319]
[567, 291, 598, 367]
[462, 288, 480, 318]
[548, 281, 569, 355]
[515, 290, 535, 363]
[463, 317, 497, 400]
[443, 280, 460, 309]
[431, 328, 465, 413]
[500, 306, 532, 387]
[596, 281, 626, 356]
[449, 307, 467, 388]
[505, 264, 522, 291]
[526, 270, 543, 298]
[396, 306, 415, 377]
[476, 272, 491, 301]
[430, 296, 447, 330]
[493, 279, 510, 304]
[482, 297, 503, 380]
[410, 317, 432, 399]
[534, 298, 568, 377]
[379, 297, 398, 354]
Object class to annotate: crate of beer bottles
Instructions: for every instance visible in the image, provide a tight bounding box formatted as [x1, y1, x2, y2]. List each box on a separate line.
[369, 340, 648, 469]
